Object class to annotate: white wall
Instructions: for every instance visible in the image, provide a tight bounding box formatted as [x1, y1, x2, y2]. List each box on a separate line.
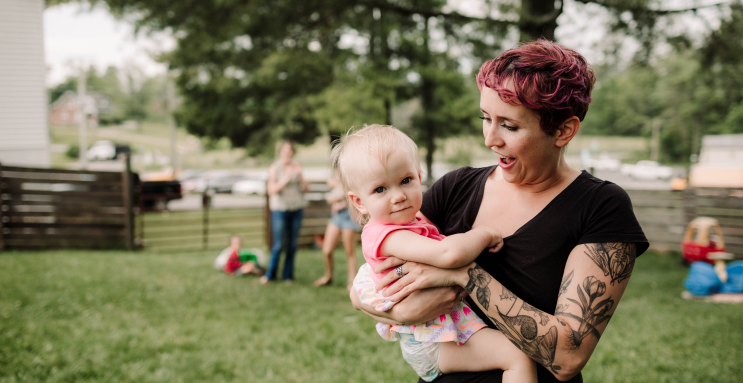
[0, 0, 50, 167]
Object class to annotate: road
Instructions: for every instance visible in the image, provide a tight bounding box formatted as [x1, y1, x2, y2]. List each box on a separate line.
[168, 193, 266, 210]
[590, 168, 685, 191]
[158, 163, 684, 211]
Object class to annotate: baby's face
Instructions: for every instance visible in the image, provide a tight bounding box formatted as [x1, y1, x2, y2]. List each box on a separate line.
[348, 150, 422, 225]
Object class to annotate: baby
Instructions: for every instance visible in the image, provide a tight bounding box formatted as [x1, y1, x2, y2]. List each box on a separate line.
[333, 125, 536, 382]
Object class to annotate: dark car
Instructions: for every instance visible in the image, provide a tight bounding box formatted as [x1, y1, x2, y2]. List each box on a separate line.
[133, 174, 183, 212]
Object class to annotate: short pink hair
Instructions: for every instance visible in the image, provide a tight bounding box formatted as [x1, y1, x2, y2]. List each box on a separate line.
[476, 40, 596, 135]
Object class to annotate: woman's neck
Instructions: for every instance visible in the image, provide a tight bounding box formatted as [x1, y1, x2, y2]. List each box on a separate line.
[498, 158, 580, 195]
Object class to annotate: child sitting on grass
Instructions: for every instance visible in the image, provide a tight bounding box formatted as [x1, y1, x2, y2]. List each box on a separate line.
[214, 235, 265, 276]
[334, 124, 536, 382]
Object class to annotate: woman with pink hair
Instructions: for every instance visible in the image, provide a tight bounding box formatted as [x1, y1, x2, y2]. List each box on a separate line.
[351, 40, 648, 383]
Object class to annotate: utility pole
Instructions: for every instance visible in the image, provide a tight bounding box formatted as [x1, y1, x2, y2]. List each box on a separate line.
[166, 78, 177, 178]
[78, 70, 87, 169]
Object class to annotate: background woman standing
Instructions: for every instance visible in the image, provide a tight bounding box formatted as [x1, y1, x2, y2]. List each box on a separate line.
[261, 141, 309, 284]
[314, 174, 361, 290]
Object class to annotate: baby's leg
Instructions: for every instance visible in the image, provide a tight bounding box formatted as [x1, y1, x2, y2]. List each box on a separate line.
[438, 328, 536, 383]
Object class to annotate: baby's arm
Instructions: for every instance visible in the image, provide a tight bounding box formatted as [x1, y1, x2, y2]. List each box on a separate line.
[380, 226, 502, 269]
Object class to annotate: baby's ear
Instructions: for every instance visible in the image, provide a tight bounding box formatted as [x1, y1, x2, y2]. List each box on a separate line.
[348, 191, 369, 215]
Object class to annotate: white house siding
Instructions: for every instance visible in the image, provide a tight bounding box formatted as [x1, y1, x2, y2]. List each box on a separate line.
[0, 0, 50, 167]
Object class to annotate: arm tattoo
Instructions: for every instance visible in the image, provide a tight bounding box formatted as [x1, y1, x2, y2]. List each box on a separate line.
[557, 276, 614, 349]
[558, 269, 574, 298]
[465, 265, 492, 310]
[466, 265, 565, 373]
[523, 302, 550, 326]
[583, 243, 636, 285]
[489, 309, 562, 374]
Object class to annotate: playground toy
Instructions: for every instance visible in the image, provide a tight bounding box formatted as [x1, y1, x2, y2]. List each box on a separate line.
[682, 217, 726, 265]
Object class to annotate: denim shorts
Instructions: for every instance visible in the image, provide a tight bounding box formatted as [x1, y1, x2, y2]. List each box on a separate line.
[330, 208, 361, 231]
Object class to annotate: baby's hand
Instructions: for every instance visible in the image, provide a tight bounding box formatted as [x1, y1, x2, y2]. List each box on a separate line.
[478, 226, 503, 253]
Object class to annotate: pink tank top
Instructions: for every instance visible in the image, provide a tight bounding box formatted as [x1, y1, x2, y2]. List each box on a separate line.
[361, 217, 446, 284]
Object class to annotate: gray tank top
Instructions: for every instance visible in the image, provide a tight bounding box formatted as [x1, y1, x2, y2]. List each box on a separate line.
[269, 162, 306, 211]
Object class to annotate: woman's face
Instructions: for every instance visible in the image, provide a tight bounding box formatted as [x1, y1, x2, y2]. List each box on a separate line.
[480, 86, 561, 186]
[279, 143, 294, 163]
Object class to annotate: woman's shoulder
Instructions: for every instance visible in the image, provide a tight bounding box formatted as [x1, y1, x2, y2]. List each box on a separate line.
[432, 165, 495, 190]
[571, 171, 632, 204]
[447, 165, 495, 180]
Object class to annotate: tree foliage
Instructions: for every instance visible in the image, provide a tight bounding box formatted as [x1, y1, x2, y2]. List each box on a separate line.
[582, 1, 743, 163]
[49, 0, 733, 171]
[49, 65, 168, 125]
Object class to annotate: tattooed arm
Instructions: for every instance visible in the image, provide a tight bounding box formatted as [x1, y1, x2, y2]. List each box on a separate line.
[383, 242, 637, 381]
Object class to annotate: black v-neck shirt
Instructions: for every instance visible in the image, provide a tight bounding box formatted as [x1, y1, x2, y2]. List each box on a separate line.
[419, 166, 649, 383]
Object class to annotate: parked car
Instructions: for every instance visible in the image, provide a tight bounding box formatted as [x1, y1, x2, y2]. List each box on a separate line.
[206, 174, 248, 194]
[620, 160, 674, 180]
[86, 140, 115, 161]
[86, 140, 131, 161]
[232, 178, 267, 195]
[583, 152, 621, 172]
[133, 174, 183, 212]
[185, 172, 248, 194]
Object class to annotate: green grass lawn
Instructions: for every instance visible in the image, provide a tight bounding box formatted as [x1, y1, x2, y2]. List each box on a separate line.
[1, 249, 741, 382]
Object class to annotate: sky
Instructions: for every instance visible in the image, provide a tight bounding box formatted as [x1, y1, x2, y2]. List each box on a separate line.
[44, 3, 173, 86]
[43, 1, 727, 87]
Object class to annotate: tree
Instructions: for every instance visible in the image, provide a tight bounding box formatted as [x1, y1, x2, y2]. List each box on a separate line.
[701, 0, 743, 134]
[48, 64, 168, 125]
[58, 0, 728, 173]
[581, 1, 743, 163]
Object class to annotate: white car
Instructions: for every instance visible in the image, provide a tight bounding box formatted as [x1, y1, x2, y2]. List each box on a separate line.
[232, 179, 267, 195]
[86, 140, 117, 161]
[583, 153, 621, 172]
[621, 160, 674, 180]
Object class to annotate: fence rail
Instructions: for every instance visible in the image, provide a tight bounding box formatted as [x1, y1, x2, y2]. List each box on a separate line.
[139, 182, 332, 253]
[2, 161, 740, 257]
[0, 159, 135, 250]
[628, 188, 743, 254]
[683, 187, 743, 254]
[139, 207, 265, 253]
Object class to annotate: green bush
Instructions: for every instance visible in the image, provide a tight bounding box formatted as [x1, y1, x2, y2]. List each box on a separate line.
[65, 144, 79, 159]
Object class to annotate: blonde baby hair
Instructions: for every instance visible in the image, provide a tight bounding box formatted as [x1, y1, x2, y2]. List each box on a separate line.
[330, 124, 420, 223]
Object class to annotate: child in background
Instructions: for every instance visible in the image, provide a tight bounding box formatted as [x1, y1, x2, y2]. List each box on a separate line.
[214, 235, 265, 276]
[334, 125, 536, 383]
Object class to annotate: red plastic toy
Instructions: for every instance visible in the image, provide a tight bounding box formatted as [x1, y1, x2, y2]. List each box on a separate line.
[682, 217, 726, 264]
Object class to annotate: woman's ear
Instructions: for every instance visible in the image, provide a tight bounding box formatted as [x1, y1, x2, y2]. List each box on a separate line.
[555, 116, 580, 148]
[348, 191, 369, 215]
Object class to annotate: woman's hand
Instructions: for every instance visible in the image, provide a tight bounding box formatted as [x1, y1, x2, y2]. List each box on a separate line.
[351, 285, 465, 325]
[374, 257, 469, 303]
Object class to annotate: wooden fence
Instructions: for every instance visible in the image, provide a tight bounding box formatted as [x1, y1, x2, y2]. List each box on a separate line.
[683, 187, 743, 255]
[139, 207, 265, 253]
[2, 162, 739, 256]
[139, 181, 332, 253]
[629, 188, 743, 254]
[0, 159, 135, 250]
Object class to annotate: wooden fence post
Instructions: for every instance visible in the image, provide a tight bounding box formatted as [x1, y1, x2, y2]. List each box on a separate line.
[202, 192, 210, 250]
[121, 154, 134, 250]
[0, 162, 4, 251]
[683, 186, 697, 227]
